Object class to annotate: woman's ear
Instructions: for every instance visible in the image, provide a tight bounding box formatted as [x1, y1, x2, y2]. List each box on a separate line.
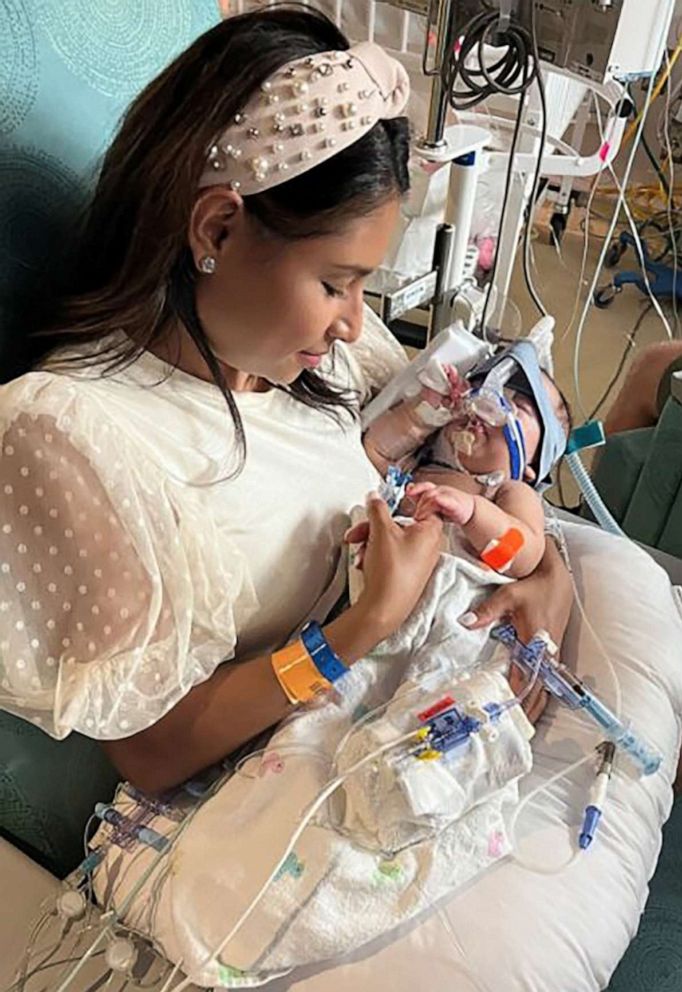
[188, 187, 243, 269]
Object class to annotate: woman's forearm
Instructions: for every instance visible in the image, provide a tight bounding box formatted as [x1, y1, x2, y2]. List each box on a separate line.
[100, 598, 389, 793]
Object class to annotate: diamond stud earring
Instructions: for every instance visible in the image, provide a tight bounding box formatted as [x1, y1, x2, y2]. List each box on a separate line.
[198, 255, 217, 275]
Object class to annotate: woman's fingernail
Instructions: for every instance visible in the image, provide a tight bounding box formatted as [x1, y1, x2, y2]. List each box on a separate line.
[366, 490, 382, 505]
[458, 612, 477, 628]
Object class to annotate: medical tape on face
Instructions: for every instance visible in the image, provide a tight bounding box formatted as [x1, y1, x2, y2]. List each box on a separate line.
[480, 527, 525, 572]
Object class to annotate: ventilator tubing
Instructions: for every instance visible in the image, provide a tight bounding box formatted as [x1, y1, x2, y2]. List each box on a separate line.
[565, 450, 624, 538]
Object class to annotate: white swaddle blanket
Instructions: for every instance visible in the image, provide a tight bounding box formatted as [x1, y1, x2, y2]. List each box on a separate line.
[93, 550, 533, 988]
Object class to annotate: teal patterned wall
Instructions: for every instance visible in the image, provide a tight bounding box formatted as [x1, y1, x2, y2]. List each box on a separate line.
[0, 0, 220, 379]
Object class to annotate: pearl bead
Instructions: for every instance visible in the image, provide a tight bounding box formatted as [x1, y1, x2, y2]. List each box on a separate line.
[277, 162, 289, 172]
[228, 180, 241, 191]
[313, 121, 326, 133]
[234, 112, 246, 124]
[250, 156, 269, 174]
[273, 142, 284, 153]
[261, 80, 273, 92]
[292, 80, 309, 97]
[325, 137, 337, 149]
[338, 82, 350, 93]
[361, 115, 373, 126]
[274, 112, 285, 124]
[296, 102, 309, 114]
[300, 149, 312, 161]
[247, 127, 260, 139]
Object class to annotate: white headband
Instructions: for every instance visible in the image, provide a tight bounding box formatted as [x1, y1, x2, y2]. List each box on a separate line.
[198, 41, 410, 195]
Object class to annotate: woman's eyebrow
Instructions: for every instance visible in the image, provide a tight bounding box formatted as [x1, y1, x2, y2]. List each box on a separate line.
[330, 264, 375, 277]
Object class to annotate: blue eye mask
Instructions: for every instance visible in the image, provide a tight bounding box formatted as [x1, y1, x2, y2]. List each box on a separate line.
[468, 339, 568, 490]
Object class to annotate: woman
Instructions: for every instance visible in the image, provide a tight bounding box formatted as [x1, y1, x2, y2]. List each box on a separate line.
[0, 7, 571, 794]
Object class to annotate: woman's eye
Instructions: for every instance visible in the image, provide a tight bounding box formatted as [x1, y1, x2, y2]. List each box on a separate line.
[322, 282, 345, 299]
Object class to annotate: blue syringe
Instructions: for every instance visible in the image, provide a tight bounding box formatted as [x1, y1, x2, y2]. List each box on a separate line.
[491, 624, 662, 776]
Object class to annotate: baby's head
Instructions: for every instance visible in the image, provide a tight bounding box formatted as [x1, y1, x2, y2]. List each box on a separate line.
[436, 370, 572, 485]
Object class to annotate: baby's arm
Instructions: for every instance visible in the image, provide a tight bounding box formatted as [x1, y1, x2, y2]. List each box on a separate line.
[408, 481, 546, 578]
[363, 396, 438, 476]
[363, 365, 466, 476]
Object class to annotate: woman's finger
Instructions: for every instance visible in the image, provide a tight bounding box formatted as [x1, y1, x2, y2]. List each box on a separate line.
[458, 587, 513, 630]
[343, 521, 369, 545]
[365, 492, 394, 531]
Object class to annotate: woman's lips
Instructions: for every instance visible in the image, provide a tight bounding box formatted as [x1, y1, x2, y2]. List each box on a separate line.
[298, 351, 326, 369]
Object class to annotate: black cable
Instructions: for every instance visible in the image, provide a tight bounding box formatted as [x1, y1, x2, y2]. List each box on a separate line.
[442, 4, 546, 325]
[480, 90, 528, 338]
[442, 9, 539, 112]
[522, 0, 548, 317]
[588, 302, 654, 421]
[641, 130, 672, 199]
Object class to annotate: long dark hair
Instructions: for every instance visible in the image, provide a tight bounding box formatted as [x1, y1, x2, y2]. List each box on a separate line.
[34, 5, 410, 473]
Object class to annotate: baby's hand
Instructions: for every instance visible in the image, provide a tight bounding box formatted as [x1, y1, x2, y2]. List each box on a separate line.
[406, 482, 476, 527]
[443, 365, 468, 410]
[416, 363, 467, 413]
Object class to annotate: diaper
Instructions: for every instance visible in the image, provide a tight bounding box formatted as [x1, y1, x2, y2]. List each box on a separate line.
[335, 669, 534, 855]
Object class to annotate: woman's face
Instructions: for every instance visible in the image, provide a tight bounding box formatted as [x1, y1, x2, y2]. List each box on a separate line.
[189, 191, 400, 388]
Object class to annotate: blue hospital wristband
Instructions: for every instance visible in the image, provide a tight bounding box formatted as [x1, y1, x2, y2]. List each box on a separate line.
[300, 621, 349, 683]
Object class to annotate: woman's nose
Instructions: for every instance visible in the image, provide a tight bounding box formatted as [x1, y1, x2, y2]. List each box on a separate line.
[329, 288, 363, 345]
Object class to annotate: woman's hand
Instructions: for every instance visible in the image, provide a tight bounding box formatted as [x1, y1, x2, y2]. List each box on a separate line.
[344, 493, 444, 637]
[460, 540, 574, 724]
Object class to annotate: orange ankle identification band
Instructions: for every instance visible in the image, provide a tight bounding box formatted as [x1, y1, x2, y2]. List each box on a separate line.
[480, 527, 524, 573]
[271, 640, 331, 705]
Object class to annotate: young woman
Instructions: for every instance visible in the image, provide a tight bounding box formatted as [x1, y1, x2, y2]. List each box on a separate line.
[0, 7, 571, 793]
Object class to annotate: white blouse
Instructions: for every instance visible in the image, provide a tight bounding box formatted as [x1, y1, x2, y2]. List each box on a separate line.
[0, 307, 407, 740]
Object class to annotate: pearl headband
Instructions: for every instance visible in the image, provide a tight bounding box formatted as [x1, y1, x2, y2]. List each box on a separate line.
[198, 41, 410, 195]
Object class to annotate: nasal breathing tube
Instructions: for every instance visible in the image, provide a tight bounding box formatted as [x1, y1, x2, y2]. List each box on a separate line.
[462, 355, 528, 481]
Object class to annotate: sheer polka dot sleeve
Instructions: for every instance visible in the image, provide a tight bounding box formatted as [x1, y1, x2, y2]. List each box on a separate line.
[0, 411, 257, 740]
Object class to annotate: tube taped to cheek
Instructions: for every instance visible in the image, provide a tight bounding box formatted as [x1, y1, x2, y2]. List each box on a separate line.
[334, 670, 534, 854]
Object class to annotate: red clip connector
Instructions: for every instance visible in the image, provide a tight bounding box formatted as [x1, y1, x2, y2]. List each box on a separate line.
[418, 695, 456, 723]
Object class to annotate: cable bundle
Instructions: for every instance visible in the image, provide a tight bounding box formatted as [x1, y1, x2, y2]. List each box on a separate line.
[442, 3, 538, 111]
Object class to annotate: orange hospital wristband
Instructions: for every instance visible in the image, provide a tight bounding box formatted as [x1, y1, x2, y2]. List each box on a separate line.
[480, 527, 525, 573]
[271, 640, 332, 705]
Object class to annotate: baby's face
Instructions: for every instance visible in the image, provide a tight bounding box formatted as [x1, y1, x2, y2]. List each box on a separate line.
[441, 373, 563, 482]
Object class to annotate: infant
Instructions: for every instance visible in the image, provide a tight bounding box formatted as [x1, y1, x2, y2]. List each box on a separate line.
[363, 344, 571, 578]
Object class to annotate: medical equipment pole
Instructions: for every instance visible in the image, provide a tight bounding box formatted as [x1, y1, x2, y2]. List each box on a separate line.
[429, 222, 455, 340]
[422, 0, 455, 146]
[445, 151, 481, 291]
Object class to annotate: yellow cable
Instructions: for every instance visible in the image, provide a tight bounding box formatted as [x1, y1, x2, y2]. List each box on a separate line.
[623, 38, 682, 148]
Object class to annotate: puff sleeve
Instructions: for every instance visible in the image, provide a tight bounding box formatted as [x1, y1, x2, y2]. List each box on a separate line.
[0, 394, 257, 740]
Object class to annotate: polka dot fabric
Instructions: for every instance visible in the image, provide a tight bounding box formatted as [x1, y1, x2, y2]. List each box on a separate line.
[0, 313, 401, 740]
[0, 401, 253, 739]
